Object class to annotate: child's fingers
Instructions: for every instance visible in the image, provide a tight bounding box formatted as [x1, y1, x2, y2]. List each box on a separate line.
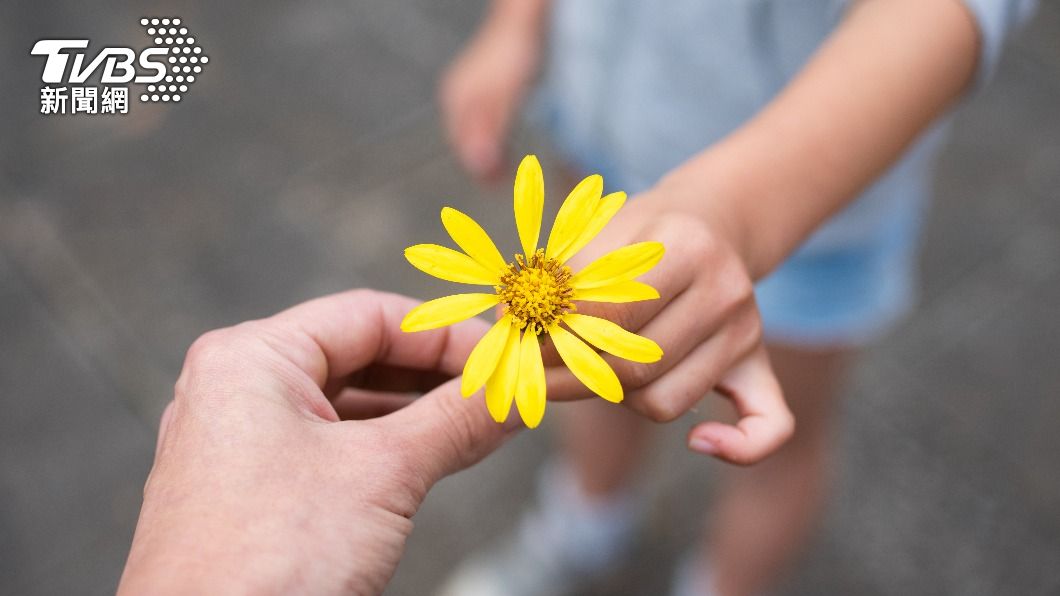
[441, 96, 481, 174]
[445, 102, 503, 181]
[540, 241, 694, 371]
[439, 65, 506, 182]
[462, 119, 504, 180]
[623, 308, 760, 421]
[438, 77, 466, 152]
[440, 77, 487, 175]
[541, 301, 720, 408]
[546, 243, 749, 407]
[591, 284, 724, 402]
[686, 346, 794, 465]
[541, 276, 697, 395]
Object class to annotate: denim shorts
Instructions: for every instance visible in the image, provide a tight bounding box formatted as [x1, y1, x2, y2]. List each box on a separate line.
[529, 0, 955, 347]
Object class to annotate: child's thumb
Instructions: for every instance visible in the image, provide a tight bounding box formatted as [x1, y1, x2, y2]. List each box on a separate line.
[686, 346, 795, 465]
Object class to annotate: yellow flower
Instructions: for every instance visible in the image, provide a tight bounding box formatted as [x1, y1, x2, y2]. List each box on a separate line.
[400, 155, 664, 428]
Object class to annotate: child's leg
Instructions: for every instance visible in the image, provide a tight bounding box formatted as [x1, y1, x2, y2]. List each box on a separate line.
[553, 164, 654, 498]
[705, 342, 849, 596]
[438, 400, 651, 596]
[557, 396, 653, 497]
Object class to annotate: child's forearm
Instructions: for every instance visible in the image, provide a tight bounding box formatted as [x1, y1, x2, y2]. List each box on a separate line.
[659, 0, 980, 279]
[483, 0, 552, 40]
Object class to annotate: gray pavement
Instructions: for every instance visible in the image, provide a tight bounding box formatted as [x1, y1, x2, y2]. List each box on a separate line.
[1, 1, 1058, 595]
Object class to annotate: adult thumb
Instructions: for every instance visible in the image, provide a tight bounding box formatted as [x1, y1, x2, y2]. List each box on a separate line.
[387, 377, 520, 486]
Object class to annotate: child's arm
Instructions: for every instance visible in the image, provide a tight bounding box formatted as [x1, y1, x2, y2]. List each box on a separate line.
[660, 0, 980, 279]
[440, 0, 551, 180]
[554, 0, 983, 463]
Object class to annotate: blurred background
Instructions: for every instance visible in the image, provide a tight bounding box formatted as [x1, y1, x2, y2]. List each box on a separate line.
[2, 1, 1059, 594]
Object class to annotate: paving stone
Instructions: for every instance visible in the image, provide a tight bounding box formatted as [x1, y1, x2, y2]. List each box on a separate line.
[921, 44, 1060, 307]
[0, 252, 154, 595]
[802, 364, 1060, 595]
[1013, 2, 1060, 75]
[1, 1, 1059, 595]
[407, 0, 489, 45]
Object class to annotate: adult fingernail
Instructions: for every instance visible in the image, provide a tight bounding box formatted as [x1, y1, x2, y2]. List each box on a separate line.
[689, 436, 719, 455]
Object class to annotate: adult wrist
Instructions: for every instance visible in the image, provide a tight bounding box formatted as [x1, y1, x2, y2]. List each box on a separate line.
[121, 482, 341, 594]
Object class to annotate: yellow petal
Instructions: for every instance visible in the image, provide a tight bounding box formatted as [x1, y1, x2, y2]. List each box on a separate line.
[549, 325, 623, 403]
[571, 241, 665, 289]
[563, 313, 663, 363]
[514, 155, 545, 257]
[441, 207, 508, 275]
[573, 280, 660, 303]
[556, 191, 626, 263]
[400, 293, 499, 332]
[514, 331, 546, 428]
[485, 326, 521, 422]
[545, 174, 603, 260]
[405, 244, 499, 285]
[461, 315, 514, 397]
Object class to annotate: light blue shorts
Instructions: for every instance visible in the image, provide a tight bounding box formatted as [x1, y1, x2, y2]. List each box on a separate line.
[529, 0, 953, 347]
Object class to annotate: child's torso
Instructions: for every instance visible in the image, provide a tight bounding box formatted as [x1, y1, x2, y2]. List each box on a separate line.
[537, 0, 947, 253]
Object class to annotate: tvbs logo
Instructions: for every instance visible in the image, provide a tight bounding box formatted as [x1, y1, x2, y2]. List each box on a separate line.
[31, 40, 168, 84]
[31, 17, 208, 115]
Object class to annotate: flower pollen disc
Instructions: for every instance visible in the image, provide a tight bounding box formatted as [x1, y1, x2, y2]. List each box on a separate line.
[497, 249, 575, 335]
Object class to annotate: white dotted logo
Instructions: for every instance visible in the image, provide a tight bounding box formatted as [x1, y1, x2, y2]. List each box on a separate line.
[138, 17, 208, 104]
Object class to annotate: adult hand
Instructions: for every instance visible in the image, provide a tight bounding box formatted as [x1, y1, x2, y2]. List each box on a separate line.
[119, 290, 517, 595]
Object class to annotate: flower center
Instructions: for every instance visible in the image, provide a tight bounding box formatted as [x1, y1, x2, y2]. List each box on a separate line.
[497, 249, 575, 335]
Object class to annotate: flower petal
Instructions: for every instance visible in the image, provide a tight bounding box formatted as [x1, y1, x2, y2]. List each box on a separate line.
[549, 325, 623, 403]
[485, 326, 521, 422]
[461, 315, 514, 397]
[400, 293, 499, 332]
[441, 207, 508, 275]
[556, 191, 626, 263]
[563, 313, 663, 363]
[405, 244, 499, 285]
[573, 280, 660, 303]
[570, 241, 665, 289]
[514, 155, 544, 257]
[545, 174, 603, 260]
[514, 331, 546, 428]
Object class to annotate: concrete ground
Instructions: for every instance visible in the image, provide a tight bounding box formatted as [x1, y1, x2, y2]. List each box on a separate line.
[1, 1, 1058, 594]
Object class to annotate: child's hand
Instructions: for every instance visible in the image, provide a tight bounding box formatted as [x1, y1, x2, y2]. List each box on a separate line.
[549, 190, 795, 465]
[439, 17, 542, 182]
